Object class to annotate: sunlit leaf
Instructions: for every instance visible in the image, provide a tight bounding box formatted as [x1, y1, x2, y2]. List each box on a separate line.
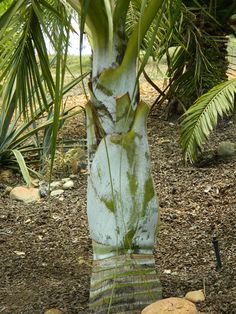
[12, 149, 32, 186]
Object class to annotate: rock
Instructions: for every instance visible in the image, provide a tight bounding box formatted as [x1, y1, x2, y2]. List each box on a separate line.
[141, 297, 197, 314]
[39, 182, 49, 198]
[163, 269, 171, 274]
[204, 186, 211, 193]
[185, 290, 205, 303]
[70, 174, 77, 179]
[50, 189, 64, 197]
[59, 197, 64, 201]
[44, 309, 63, 314]
[50, 181, 62, 190]
[13, 250, 26, 257]
[10, 186, 40, 203]
[217, 141, 236, 157]
[62, 180, 74, 189]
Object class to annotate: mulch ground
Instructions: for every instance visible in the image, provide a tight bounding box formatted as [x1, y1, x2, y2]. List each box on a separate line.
[0, 83, 236, 313]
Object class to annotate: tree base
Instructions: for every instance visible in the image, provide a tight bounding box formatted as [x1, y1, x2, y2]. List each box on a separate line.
[89, 254, 162, 313]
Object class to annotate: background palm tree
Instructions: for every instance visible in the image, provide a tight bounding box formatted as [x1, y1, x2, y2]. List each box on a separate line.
[179, 3, 236, 163]
[156, 0, 236, 118]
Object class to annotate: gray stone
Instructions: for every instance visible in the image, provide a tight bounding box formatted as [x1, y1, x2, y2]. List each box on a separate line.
[39, 182, 49, 198]
[10, 186, 40, 203]
[217, 141, 236, 157]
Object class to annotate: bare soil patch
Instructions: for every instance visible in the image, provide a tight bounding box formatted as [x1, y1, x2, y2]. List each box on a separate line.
[0, 84, 235, 314]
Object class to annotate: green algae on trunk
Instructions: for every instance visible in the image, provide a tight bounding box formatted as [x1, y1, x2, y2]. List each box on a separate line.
[87, 101, 161, 312]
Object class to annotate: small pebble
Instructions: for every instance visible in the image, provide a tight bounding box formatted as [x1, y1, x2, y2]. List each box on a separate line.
[50, 189, 64, 197]
[50, 181, 62, 189]
[63, 180, 74, 189]
[39, 183, 49, 198]
[163, 269, 171, 274]
[185, 290, 205, 303]
[70, 174, 77, 179]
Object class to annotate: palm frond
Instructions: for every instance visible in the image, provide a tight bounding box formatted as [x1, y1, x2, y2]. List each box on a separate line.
[0, 0, 83, 180]
[0, 0, 75, 120]
[0, 72, 88, 183]
[180, 78, 236, 162]
[12, 149, 32, 186]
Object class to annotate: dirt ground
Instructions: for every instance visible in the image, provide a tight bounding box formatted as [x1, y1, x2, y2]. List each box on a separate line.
[0, 83, 236, 314]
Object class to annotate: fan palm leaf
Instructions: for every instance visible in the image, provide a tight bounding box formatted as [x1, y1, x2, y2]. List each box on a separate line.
[180, 77, 236, 162]
[0, 0, 86, 180]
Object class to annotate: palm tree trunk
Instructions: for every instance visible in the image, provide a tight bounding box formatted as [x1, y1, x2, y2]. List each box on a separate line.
[86, 101, 162, 313]
[69, 1, 166, 311]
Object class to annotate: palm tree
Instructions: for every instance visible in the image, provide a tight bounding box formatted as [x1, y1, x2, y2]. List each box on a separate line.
[178, 2, 236, 163]
[0, 1, 178, 313]
[164, 0, 236, 117]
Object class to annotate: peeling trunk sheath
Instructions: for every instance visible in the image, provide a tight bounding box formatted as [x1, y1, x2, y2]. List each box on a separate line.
[87, 102, 162, 312]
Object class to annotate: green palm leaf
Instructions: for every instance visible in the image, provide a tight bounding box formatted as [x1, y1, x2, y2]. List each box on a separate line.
[12, 149, 32, 186]
[180, 77, 236, 162]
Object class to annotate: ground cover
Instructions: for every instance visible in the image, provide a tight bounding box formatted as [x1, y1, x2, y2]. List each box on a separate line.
[0, 83, 236, 314]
